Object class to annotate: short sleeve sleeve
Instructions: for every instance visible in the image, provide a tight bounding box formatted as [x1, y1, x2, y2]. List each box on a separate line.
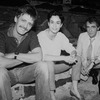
[29, 31, 40, 51]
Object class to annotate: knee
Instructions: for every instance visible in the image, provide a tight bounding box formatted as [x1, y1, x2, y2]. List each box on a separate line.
[73, 56, 82, 69]
[77, 56, 82, 64]
[0, 68, 8, 77]
[0, 68, 8, 82]
[35, 61, 49, 78]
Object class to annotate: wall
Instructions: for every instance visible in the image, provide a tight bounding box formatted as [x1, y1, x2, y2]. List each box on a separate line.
[0, 6, 100, 39]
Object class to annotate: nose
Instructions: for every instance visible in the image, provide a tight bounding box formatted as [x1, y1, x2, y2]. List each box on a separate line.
[53, 23, 57, 28]
[24, 23, 28, 28]
[88, 28, 92, 32]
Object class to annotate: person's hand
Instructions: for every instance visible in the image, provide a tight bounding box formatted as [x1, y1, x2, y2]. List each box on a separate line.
[81, 62, 90, 76]
[81, 67, 89, 76]
[95, 59, 100, 64]
[81, 62, 94, 76]
[5, 53, 15, 59]
[84, 68, 90, 75]
[64, 56, 77, 64]
[70, 50, 77, 59]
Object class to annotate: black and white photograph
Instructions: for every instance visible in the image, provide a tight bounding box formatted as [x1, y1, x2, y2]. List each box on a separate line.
[0, 0, 100, 100]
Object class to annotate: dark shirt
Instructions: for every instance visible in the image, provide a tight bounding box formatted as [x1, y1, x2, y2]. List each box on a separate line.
[0, 26, 40, 54]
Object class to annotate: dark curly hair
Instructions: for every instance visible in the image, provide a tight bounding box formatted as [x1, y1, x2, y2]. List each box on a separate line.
[15, 4, 37, 20]
[47, 10, 64, 23]
[84, 16, 100, 28]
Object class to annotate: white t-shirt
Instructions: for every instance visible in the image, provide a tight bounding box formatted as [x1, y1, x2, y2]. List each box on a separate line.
[37, 29, 75, 58]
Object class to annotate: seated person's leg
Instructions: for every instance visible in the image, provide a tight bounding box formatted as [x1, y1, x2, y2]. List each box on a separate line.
[70, 56, 82, 99]
[47, 61, 71, 100]
[47, 61, 55, 91]
[16, 62, 51, 100]
[54, 62, 71, 74]
[0, 68, 12, 100]
[48, 59, 83, 100]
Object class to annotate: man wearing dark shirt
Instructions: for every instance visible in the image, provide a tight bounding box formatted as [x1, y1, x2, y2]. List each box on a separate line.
[0, 5, 51, 100]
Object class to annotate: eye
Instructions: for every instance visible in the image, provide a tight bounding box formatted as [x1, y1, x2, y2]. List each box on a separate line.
[92, 26, 96, 28]
[57, 22, 61, 24]
[50, 20, 54, 24]
[21, 19, 26, 22]
[28, 23, 33, 27]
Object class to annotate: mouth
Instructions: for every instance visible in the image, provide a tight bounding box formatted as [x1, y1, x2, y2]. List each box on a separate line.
[52, 28, 58, 31]
[20, 26, 27, 31]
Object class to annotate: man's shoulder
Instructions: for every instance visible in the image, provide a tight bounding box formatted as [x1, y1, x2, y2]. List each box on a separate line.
[97, 31, 100, 36]
[79, 32, 87, 38]
[28, 30, 37, 37]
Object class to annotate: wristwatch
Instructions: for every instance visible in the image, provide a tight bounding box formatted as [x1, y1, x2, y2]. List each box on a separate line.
[14, 52, 19, 59]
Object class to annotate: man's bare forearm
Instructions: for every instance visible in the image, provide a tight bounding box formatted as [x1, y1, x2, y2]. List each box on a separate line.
[0, 57, 23, 68]
[17, 52, 42, 63]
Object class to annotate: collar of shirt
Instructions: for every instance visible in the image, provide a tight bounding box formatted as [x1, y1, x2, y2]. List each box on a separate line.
[87, 31, 99, 41]
[87, 31, 100, 60]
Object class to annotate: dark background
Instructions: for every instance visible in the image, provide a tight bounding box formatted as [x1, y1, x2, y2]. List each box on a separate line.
[0, 0, 28, 7]
[0, 0, 100, 9]
[0, 0, 100, 39]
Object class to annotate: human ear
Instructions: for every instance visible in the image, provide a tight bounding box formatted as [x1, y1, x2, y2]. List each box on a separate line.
[48, 22, 50, 27]
[60, 23, 63, 28]
[14, 16, 18, 23]
[97, 26, 100, 31]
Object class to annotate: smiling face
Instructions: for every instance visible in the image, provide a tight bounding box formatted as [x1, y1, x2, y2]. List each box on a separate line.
[86, 21, 99, 38]
[14, 13, 34, 36]
[48, 15, 62, 34]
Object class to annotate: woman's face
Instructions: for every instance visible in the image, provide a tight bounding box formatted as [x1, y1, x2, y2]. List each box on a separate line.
[48, 15, 62, 34]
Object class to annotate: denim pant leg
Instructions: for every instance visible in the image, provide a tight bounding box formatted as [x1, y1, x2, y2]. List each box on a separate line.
[0, 68, 12, 100]
[47, 61, 56, 91]
[71, 57, 82, 81]
[16, 62, 51, 100]
[47, 61, 71, 91]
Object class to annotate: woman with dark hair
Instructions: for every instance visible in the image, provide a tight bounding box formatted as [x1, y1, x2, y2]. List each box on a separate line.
[38, 10, 82, 100]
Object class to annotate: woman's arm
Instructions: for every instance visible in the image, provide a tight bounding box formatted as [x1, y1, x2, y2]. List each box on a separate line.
[43, 54, 76, 64]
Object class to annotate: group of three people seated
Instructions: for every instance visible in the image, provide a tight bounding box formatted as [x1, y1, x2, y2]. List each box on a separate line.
[0, 4, 100, 100]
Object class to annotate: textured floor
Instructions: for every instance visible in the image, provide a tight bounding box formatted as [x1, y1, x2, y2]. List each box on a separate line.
[18, 81, 99, 100]
[12, 72, 100, 100]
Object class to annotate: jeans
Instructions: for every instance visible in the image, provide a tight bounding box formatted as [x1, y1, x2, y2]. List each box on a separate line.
[0, 61, 51, 100]
[47, 57, 81, 91]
